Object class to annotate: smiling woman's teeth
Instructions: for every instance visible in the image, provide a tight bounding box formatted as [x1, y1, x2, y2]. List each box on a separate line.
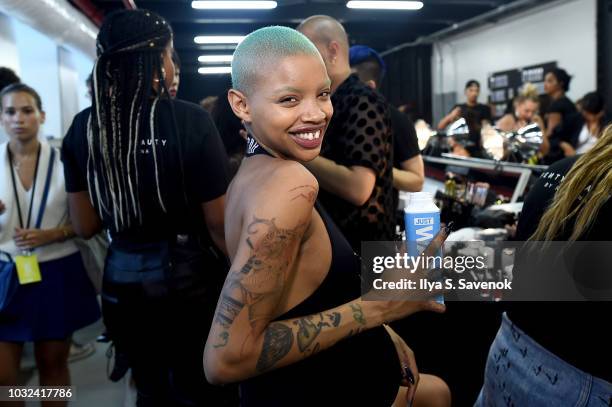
[295, 130, 321, 140]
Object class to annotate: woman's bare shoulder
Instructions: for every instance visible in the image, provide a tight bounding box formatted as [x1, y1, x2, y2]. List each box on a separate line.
[495, 114, 515, 131]
[228, 159, 319, 238]
[238, 159, 318, 204]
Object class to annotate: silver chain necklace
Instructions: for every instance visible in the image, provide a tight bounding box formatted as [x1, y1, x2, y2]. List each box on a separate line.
[12, 154, 35, 172]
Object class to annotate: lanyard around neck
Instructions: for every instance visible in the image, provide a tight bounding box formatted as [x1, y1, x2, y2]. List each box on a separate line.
[8, 144, 42, 229]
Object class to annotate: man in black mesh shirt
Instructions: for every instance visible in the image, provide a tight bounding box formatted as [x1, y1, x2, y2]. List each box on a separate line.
[349, 45, 424, 228]
[298, 16, 396, 252]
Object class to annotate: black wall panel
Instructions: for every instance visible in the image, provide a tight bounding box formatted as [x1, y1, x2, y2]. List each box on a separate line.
[380, 44, 433, 124]
[597, 0, 612, 119]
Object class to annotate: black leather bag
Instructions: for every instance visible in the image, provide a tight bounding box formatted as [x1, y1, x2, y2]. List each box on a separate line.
[167, 234, 229, 300]
[104, 234, 229, 301]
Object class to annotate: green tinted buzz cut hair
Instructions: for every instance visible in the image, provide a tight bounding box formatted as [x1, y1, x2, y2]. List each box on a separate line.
[231, 26, 322, 94]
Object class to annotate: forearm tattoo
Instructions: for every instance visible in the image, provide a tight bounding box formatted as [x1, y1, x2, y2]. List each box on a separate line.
[293, 312, 341, 352]
[256, 322, 294, 372]
[350, 303, 366, 325]
[255, 312, 340, 372]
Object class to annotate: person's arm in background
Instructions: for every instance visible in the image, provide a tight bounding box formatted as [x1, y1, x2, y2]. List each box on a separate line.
[14, 223, 78, 250]
[67, 192, 102, 238]
[541, 112, 562, 156]
[437, 106, 461, 130]
[392, 109, 424, 192]
[196, 108, 231, 254]
[533, 114, 545, 131]
[305, 158, 375, 206]
[62, 112, 103, 239]
[559, 142, 576, 157]
[304, 92, 390, 207]
[481, 104, 494, 128]
[557, 113, 587, 158]
[394, 156, 424, 192]
[202, 196, 227, 255]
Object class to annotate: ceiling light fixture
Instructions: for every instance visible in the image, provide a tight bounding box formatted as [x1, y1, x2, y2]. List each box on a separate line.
[198, 45, 239, 51]
[346, 1, 423, 10]
[194, 35, 246, 44]
[192, 1, 277, 9]
[199, 66, 233, 74]
[198, 55, 234, 63]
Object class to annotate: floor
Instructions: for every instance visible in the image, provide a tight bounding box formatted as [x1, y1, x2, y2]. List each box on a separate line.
[21, 319, 130, 407]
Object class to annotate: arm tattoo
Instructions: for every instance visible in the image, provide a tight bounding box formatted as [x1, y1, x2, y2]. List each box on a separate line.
[289, 185, 317, 204]
[213, 214, 307, 332]
[256, 322, 294, 372]
[350, 304, 366, 325]
[257, 311, 339, 372]
[213, 331, 230, 348]
[293, 313, 331, 352]
[210, 188, 315, 372]
[216, 295, 244, 328]
[327, 312, 341, 327]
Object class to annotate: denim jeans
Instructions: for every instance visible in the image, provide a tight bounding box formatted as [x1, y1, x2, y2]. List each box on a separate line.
[475, 313, 612, 407]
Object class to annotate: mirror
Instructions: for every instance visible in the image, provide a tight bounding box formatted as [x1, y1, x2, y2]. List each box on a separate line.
[414, 119, 437, 151]
[445, 117, 470, 137]
[481, 125, 506, 161]
[506, 123, 543, 162]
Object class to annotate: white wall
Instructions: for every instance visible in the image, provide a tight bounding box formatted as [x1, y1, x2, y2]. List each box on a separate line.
[71, 49, 95, 112]
[0, 11, 93, 139]
[13, 17, 62, 139]
[0, 13, 19, 72]
[432, 0, 597, 121]
[58, 46, 81, 135]
[0, 12, 19, 144]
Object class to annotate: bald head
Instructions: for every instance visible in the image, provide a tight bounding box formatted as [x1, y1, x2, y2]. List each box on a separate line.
[297, 15, 352, 91]
[297, 15, 349, 50]
[231, 25, 322, 95]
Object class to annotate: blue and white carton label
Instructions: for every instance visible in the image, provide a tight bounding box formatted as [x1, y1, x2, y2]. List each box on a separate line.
[405, 211, 444, 304]
[405, 212, 440, 254]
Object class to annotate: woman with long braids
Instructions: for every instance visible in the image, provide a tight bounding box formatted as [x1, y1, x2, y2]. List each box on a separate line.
[62, 9, 234, 405]
[476, 126, 612, 405]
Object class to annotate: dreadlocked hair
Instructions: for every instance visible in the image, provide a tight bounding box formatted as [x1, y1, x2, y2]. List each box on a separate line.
[89, 9, 173, 233]
[530, 124, 612, 241]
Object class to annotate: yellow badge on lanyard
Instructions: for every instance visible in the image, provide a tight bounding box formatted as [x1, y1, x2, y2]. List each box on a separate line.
[15, 253, 42, 285]
[8, 144, 51, 286]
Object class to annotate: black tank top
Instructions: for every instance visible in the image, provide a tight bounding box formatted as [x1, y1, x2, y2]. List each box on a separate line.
[239, 137, 401, 406]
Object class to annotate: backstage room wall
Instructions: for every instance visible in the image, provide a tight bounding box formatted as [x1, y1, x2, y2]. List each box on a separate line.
[431, 0, 597, 123]
[0, 13, 19, 72]
[0, 11, 94, 139]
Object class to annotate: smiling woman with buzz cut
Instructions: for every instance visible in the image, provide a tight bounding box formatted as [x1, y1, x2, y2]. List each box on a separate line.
[203, 25, 451, 407]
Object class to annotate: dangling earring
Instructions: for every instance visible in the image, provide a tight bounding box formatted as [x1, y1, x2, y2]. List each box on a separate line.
[161, 67, 166, 78]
